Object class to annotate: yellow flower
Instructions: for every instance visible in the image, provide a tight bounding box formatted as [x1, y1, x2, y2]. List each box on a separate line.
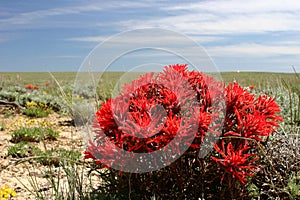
[0, 184, 17, 199]
[10, 190, 17, 197]
[29, 119, 36, 125]
[26, 101, 37, 108]
[3, 185, 9, 190]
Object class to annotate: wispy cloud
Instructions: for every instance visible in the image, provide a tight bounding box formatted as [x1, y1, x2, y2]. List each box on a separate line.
[0, 31, 18, 43]
[53, 55, 82, 59]
[0, 1, 152, 26]
[67, 34, 223, 44]
[120, 12, 300, 35]
[67, 36, 109, 42]
[163, 0, 300, 13]
[207, 43, 300, 57]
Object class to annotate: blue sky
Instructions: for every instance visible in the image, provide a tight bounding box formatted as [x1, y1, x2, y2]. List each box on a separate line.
[1, 0, 300, 72]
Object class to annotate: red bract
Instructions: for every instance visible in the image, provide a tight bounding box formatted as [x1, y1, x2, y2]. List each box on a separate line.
[211, 141, 257, 184]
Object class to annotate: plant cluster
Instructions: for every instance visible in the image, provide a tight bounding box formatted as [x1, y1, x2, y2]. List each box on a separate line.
[7, 119, 81, 168]
[11, 127, 59, 143]
[250, 134, 300, 199]
[72, 81, 114, 126]
[7, 142, 80, 168]
[23, 101, 53, 118]
[73, 84, 96, 100]
[7, 141, 42, 158]
[0, 85, 68, 114]
[37, 148, 81, 167]
[85, 64, 282, 199]
[5, 117, 58, 132]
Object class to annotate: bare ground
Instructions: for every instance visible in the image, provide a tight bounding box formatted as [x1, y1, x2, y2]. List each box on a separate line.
[0, 110, 98, 200]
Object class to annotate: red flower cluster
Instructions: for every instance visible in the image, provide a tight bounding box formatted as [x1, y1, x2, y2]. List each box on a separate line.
[85, 64, 282, 184]
[211, 82, 282, 184]
[25, 84, 39, 90]
[223, 82, 281, 141]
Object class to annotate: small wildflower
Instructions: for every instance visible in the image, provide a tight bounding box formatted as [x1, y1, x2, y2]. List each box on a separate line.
[25, 101, 37, 108]
[0, 184, 17, 199]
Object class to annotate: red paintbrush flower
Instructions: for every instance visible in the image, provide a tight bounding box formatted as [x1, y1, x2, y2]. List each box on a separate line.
[25, 84, 39, 90]
[211, 141, 258, 184]
[84, 64, 282, 181]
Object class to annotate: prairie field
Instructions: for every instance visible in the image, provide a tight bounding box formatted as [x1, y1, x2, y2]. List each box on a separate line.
[0, 71, 299, 200]
[1, 71, 299, 90]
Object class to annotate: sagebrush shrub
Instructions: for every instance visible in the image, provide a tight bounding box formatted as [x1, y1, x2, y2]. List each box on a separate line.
[251, 134, 300, 199]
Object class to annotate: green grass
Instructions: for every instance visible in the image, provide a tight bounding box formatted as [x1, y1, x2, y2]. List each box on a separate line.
[220, 71, 300, 89]
[23, 106, 53, 118]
